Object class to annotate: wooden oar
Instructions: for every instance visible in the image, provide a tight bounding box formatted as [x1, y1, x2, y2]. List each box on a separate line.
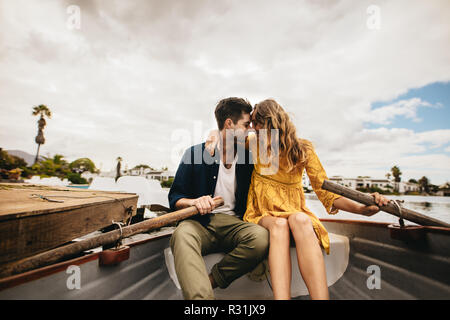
[0, 197, 224, 279]
[322, 180, 450, 228]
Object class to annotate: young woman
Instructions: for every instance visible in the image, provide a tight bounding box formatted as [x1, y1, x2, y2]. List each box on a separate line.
[207, 98, 390, 300]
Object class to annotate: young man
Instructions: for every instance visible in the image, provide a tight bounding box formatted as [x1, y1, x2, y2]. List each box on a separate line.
[168, 97, 269, 300]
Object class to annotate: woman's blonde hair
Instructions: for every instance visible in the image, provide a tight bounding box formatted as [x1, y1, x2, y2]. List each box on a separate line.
[253, 99, 314, 172]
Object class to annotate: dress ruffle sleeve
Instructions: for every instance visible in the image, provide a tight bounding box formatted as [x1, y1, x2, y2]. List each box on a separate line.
[305, 148, 342, 215]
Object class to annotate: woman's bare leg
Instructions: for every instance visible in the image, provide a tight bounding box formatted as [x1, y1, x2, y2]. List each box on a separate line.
[258, 216, 291, 300]
[288, 213, 329, 300]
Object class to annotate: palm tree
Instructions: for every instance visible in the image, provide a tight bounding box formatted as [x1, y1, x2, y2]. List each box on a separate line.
[390, 165, 402, 192]
[116, 157, 122, 182]
[390, 166, 402, 182]
[418, 176, 430, 194]
[32, 104, 52, 165]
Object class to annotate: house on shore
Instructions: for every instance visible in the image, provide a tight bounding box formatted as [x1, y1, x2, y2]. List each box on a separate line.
[302, 174, 420, 194]
[129, 168, 175, 182]
[436, 183, 450, 197]
[82, 168, 175, 183]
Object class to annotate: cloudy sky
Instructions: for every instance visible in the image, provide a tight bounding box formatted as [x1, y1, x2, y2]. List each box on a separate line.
[1, 0, 449, 184]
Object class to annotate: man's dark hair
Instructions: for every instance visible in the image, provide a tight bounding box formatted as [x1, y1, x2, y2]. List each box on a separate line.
[214, 97, 252, 130]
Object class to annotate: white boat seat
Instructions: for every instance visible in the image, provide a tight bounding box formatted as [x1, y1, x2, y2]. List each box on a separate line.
[116, 176, 169, 208]
[164, 232, 349, 299]
[88, 176, 170, 208]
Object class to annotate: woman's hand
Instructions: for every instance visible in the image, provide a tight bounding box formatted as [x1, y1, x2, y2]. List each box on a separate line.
[332, 192, 390, 216]
[205, 130, 220, 156]
[357, 192, 390, 216]
[358, 204, 380, 216]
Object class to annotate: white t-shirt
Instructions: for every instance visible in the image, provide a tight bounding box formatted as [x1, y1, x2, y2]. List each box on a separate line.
[211, 156, 237, 216]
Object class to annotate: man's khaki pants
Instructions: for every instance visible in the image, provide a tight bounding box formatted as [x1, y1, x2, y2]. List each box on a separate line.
[169, 212, 269, 300]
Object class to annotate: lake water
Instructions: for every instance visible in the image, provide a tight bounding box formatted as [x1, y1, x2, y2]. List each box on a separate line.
[160, 187, 450, 225]
[305, 194, 450, 225]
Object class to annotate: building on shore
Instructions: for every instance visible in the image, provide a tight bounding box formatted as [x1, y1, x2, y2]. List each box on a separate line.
[129, 168, 175, 182]
[396, 181, 422, 193]
[81, 168, 175, 183]
[302, 173, 420, 194]
[436, 183, 450, 197]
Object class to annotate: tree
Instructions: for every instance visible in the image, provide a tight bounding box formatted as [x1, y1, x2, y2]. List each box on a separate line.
[32, 104, 52, 164]
[160, 177, 174, 188]
[390, 165, 402, 192]
[66, 172, 88, 184]
[0, 148, 28, 179]
[116, 157, 122, 182]
[69, 158, 98, 174]
[418, 176, 430, 194]
[385, 173, 391, 180]
[390, 166, 402, 182]
[132, 164, 155, 171]
[32, 154, 70, 178]
[52, 154, 65, 165]
[408, 178, 418, 184]
[0, 149, 27, 170]
[429, 184, 439, 193]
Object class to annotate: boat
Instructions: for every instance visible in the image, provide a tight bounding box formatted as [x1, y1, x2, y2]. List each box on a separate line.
[0, 218, 449, 299]
[0, 181, 449, 300]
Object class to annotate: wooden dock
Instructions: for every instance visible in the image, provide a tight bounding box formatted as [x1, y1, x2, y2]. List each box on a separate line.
[0, 183, 138, 265]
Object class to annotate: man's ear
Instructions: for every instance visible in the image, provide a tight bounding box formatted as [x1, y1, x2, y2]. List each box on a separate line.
[224, 118, 234, 129]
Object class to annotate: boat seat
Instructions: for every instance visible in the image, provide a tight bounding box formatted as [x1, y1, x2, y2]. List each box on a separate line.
[116, 176, 169, 208]
[164, 232, 349, 299]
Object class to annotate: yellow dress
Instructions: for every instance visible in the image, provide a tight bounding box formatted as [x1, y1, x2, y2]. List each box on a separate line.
[243, 134, 342, 255]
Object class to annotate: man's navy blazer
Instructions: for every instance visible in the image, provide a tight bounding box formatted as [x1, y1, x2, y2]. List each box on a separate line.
[168, 142, 254, 226]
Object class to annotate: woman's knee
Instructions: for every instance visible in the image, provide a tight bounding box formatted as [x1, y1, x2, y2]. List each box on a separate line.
[288, 213, 314, 232]
[269, 218, 290, 238]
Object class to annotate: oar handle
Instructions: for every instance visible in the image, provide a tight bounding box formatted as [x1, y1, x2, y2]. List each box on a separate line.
[321, 180, 450, 228]
[0, 197, 225, 279]
[127, 196, 224, 236]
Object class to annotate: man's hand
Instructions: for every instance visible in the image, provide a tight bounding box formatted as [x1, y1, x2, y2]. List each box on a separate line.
[358, 192, 390, 216]
[190, 195, 222, 215]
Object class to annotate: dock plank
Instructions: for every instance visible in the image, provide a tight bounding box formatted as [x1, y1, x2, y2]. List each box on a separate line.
[0, 183, 138, 265]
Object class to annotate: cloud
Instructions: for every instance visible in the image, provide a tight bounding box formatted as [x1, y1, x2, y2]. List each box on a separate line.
[363, 98, 436, 125]
[318, 127, 450, 185]
[416, 130, 450, 149]
[1, 0, 449, 184]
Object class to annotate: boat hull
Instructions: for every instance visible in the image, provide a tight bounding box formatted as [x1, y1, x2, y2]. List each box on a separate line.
[0, 219, 449, 300]
[322, 219, 450, 300]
